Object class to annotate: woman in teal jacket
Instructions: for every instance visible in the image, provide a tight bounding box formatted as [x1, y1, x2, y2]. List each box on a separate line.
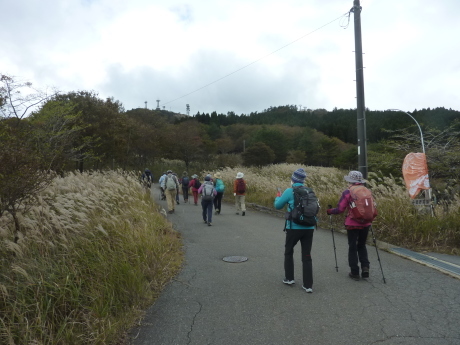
[213, 172, 225, 215]
[274, 168, 314, 293]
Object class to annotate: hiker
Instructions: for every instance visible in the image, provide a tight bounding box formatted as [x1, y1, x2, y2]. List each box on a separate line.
[181, 171, 190, 203]
[274, 168, 316, 293]
[158, 172, 167, 200]
[213, 172, 225, 215]
[141, 168, 153, 188]
[161, 170, 179, 214]
[172, 172, 180, 205]
[188, 174, 201, 205]
[198, 175, 217, 226]
[233, 172, 246, 216]
[327, 170, 376, 281]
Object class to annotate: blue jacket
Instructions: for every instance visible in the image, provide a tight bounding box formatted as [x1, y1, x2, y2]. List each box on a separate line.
[274, 183, 315, 230]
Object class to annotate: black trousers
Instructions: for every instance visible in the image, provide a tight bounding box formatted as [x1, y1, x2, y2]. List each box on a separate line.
[347, 227, 370, 274]
[182, 186, 189, 201]
[284, 228, 314, 288]
[213, 192, 223, 211]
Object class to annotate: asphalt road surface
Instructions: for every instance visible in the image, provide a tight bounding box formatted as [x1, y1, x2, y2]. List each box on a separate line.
[129, 187, 460, 345]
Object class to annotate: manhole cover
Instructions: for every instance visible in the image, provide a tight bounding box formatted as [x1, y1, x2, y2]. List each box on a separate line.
[223, 256, 248, 263]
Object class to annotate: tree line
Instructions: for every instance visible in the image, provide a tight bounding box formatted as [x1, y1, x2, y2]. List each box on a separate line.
[2, 74, 460, 235]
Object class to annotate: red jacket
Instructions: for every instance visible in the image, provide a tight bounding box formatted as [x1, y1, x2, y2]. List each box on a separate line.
[189, 178, 200, 192]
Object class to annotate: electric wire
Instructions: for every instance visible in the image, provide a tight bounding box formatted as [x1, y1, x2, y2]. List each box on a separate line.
[162, 12, 351, 107]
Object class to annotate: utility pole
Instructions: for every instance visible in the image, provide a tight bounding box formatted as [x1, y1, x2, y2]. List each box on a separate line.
[352, 0, 368, 179]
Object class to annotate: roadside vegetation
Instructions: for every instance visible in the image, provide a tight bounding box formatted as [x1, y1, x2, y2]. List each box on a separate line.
[0, 171, 183, 345]
[214, 164, 460, 255]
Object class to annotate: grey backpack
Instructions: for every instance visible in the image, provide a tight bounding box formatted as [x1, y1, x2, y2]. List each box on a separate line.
[202, 183, 214, 201]
[165, 176, 177, 191]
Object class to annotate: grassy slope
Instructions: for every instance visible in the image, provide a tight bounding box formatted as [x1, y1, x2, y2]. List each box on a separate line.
[0, 171, 183, 345]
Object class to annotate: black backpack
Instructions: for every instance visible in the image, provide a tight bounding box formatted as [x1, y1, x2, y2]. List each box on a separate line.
[182, 176, 189, 187]
[194, 178, 201, 189]
[290, 186, 319, 226]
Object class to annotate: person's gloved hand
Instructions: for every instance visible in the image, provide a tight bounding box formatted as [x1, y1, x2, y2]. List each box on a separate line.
[233, 193, 236, 196]
[327, 209, 333, 215]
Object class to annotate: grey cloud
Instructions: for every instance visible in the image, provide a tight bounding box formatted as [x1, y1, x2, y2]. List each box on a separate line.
[98, 49, 322, 115]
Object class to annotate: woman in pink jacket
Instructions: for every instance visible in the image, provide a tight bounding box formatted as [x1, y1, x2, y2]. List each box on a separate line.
[327, 171, 372, 281]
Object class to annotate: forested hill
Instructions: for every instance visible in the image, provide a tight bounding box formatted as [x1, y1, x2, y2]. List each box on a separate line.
[190, 106, 460, 144]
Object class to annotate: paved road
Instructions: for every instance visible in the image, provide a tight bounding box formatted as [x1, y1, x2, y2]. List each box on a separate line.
[130, 188, 460, 345]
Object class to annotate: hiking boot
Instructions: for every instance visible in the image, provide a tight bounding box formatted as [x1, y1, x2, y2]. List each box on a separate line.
[302, 286, 313, 293]
[208, 222, 212, 226]
[168, 210, 173, 214]
[361, 267, 369, 278]
[204, 220, 208, 224]
[242, 211, 246, 216]
[349, 272, 360, 281]
[236, 212, 240, 215]
[282, 278, 295, 285]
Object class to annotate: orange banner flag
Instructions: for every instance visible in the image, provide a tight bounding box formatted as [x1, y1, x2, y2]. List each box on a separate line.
[402, 153, 430, 199]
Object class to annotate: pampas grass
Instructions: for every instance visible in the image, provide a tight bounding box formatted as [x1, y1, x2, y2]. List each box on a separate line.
[212, 164, 460, 254]
[0, 170, 183, 345]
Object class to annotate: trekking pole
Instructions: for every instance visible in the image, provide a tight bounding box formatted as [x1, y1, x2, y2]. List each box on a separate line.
[327, 205, 339, 272]
[369, 225, 386, 284]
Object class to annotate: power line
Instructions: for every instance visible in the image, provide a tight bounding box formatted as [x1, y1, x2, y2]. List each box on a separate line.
[163, 12, 350, 107]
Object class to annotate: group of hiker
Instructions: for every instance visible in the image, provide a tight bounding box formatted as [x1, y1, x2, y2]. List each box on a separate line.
[144, 166, 378, 293]
[155, 170, 247, 226]
[274, 168, 378, 294]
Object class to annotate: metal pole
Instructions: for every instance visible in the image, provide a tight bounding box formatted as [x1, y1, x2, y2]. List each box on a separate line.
[387, 109, 425, 154]
[352, 0, 368, 179]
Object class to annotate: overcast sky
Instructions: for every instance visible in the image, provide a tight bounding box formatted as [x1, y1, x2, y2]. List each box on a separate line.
[1, 0, 459, 116]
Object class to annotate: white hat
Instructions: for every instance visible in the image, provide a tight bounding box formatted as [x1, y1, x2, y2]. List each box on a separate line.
[236, 172, 244, 179]
[344, 170, 365, 183]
